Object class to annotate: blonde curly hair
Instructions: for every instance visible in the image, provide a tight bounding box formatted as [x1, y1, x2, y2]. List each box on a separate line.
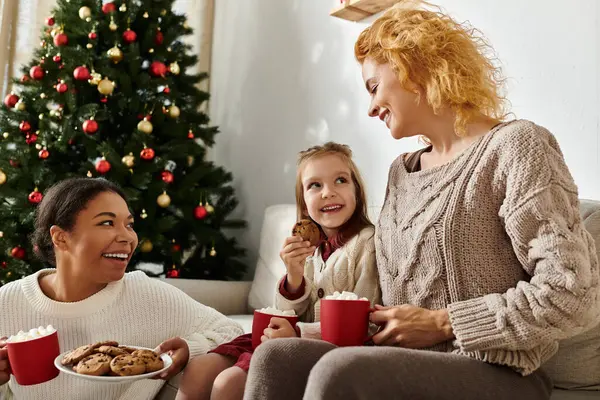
[354, 0, 508, 135]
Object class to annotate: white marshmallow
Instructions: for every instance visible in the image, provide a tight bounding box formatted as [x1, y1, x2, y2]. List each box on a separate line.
[325, 291, 368, 301]
[7, 325, 56, 343]
[257, 307, 297, 317]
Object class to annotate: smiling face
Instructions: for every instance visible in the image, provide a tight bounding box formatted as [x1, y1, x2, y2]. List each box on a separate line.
[300, 154, 357, 238]
[53, 191, 138, 284]
[362, 58, 432, 140]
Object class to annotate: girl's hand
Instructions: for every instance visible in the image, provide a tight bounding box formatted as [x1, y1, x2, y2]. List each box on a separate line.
[279, 236, 315, 292]
[369, 305, 454, 348]
[0, 337, 9, 386]
[261, 317, 299, 343]
[153, 337, 189, 380]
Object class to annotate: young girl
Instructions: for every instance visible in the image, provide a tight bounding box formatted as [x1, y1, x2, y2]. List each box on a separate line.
[175, 142, 381, 400]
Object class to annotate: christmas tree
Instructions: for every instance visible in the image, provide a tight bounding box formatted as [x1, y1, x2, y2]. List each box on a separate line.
[0, 0, 247, 285]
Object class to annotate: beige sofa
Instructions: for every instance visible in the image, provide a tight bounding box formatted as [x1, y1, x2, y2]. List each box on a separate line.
[156, 200, 600, 400]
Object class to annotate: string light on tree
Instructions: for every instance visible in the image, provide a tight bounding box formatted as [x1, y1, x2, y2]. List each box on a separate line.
[140, 209, 148, 219]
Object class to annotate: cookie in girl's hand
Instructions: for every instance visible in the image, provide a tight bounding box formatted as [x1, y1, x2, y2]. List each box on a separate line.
[292, 219, 321, 247]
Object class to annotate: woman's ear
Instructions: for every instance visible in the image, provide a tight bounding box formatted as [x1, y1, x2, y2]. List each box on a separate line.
[49, 225, 68, 251]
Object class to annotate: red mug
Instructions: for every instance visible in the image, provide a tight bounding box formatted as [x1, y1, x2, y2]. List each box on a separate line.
[320, 298, 371, 347]
[252, 310, 299, 349]
[6, 331, 60, 386]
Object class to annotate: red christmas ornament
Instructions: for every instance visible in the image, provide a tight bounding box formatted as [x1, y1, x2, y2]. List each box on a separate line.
[150, 61, 167, 77]
[28, 190, 43, 204]
[25, 133, 38, 144]
[172, 244, 181, 252]
[163, 86, 170, 94]
[187, 131, 194, 139]
[20, 74, 29, 83]
[29, 65, 44, 80]
[53, 54, 62, 63]
[4, 93, 19, 108]
[68, 138, 75, 145]
[11, 246, 26, 260]
[9, 159, 19, 168]
[166, 268, 180, 278]
[102, 2, 116, 14]
[140, 148, 155, 161]
[39, 149, 50, 159]
[161, 171, 174, 184]
[73, 66, 90, 81]
[19, 121, 31, 132]
[95, 159, 111, 174]
[194, 205, 208, 220]
[53, 33, 68, 47]
[56, 81, 68, 93]
[123, 29, 137, 44]
[88, 31, 98, 40]
[46, 17, 55, 26]
[154, 31, 164, 45]
[1, 262, 6, 269]
[83, 119, 98, 134]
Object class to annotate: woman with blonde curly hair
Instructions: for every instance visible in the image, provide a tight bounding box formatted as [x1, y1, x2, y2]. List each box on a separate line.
[243, 2, 599, 399]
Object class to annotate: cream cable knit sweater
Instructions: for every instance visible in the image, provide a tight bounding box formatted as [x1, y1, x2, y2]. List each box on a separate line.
[376, 119, 600, 375]
[275, 226, 381, 339]
[0, 269, 243, 400]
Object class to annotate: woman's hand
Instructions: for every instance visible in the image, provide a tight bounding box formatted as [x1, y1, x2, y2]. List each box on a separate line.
[370, 305, 454, 348]
[0, 337, 10, 386]
[153, 337, 189, 380]
[261, 317, 299, 343]
[279, 236, 315, 293]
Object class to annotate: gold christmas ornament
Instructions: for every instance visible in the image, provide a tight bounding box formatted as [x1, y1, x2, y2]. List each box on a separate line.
[109, 20, 118, 31]
[89, 72, 102, 85]
[35, 144, 42, 150]
[87, 171, 92, 177]
[2, 132, 8, 139]
[168, 105, 180, 118]
[169, 62, 180, 75]
[15, 101, 26, 111]
[148, 48, 154, 54]
[137, 118, 153, 134]
[39, 113, 44, 120]
[40, 93, 46, 99]
[141, 209, 148, 219]
[79, 6, 92, 20]
[6, 272, 11, 278]
[122, 153, 135, 167]
[0, 170, 6, 185]
[107, 46, 123, 63]
[140, 240, 153, 252]
[157, 192, 171, 208]
[98, 78, 115, 95]
[209, 247, 217, 257]
[119, 3, 127, 12]
[183, 21, 189, 29]
[143, 12, 149, 18]
[205, 204, 215, 213]
[187, 155, 194, 166]
[161, 9, 167, 16]
[87, 43, 93, 49]
[0, 231, 3, 237]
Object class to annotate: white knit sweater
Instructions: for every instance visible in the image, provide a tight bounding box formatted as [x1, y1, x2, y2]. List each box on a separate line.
[0, 269, 243, 400]
[275, 226, 381, 339]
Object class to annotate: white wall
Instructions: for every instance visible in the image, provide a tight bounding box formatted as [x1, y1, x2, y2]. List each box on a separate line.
[210, 0, 600, 275]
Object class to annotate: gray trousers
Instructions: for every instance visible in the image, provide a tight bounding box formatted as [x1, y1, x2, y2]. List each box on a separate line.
[243, 338, 553, 400]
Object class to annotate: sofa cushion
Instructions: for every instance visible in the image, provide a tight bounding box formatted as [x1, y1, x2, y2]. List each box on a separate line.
[228, 314, 253, 334]
[248, 205, 297, 311]
[542, 199, 600, 390]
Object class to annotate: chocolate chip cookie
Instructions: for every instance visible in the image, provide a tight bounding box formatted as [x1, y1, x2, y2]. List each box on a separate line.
[131, 349, 164, 372]
[96, 345, 129, 357]
[61, 344, 96, 366]
[110, 354, 146, 376]
[292, 219, 321, 247]
[74, 353, 113, 376]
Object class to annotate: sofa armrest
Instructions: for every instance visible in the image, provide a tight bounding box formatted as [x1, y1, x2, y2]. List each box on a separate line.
[158, 278, 251, 315]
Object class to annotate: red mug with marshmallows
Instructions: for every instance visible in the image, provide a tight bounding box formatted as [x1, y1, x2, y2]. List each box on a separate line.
[320, 298, 372, 347]
[252, 309, 299, 349]
[6, 328, 60, 385]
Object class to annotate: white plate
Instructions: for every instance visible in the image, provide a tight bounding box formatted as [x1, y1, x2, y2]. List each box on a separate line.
[54, 345, 173, 383]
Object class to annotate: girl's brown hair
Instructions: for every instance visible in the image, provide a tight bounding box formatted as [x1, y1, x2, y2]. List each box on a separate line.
[295, 142, 372, 247]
